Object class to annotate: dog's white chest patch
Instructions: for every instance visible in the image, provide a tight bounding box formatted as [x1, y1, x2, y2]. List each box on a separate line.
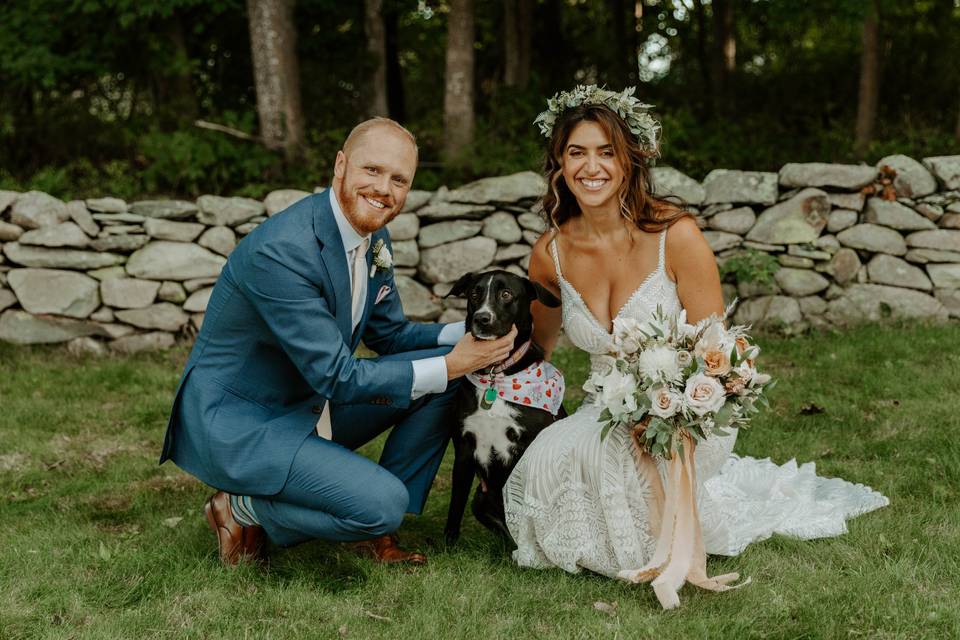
[462, 387, 524, 467]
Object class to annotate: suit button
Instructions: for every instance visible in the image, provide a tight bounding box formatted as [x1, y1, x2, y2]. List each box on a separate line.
[311, 404, 324, 414]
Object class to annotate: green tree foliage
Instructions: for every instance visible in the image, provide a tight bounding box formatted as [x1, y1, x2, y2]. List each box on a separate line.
[1, 0, 958, 198]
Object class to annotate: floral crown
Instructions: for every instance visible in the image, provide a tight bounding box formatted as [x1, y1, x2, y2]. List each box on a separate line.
[534, 84, 661, 155]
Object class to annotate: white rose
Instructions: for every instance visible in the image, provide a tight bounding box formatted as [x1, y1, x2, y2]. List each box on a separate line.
[636, 345, 681, 384]
[599, 369, 639, 418]
[376, 244, 393, 268]
[647, 386, 682, 419]
[683, 373, 726, 417]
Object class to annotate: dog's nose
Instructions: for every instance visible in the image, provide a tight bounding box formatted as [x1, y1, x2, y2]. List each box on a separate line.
[473, 311, 493, 328]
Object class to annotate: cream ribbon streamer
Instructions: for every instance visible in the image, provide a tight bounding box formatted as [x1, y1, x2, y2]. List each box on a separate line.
[618, 427, 751, 609]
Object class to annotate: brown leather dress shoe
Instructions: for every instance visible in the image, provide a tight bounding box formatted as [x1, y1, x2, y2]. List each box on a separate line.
[203, 491, 267, 567]
[349, 534, 427, 565]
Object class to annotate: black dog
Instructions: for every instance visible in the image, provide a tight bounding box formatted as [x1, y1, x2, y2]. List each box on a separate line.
[443, 269, 566, 545]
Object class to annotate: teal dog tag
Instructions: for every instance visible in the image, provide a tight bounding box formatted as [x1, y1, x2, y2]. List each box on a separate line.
[480, 386, 497, 410]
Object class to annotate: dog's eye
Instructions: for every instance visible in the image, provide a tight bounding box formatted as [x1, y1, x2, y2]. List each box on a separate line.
[499, 290, 513, 302]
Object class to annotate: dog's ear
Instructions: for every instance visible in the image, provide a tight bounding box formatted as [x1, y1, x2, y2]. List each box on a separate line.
[445, 272, 476, 298]
[525, 279, 561, 308]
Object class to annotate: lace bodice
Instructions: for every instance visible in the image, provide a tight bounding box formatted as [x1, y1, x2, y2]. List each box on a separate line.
[549, 229, 680, 370]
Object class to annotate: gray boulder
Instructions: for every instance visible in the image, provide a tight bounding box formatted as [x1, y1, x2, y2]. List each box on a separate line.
[877, 155, 937, 197]
[935, 288, 960, 318]
[66, 201, 100, 237]
[100, 278, 161, 309]
[836, 224, 907, 256]
[827, 248, 862, 285]
[826, 209, 858, 233]
[109, 332, 176, 354]
[703, 170, 778, 205]
[482, 212, 523, 244]
[827, 192, 865, 211]
[401, 190, 433, 213]
[0, 222, 23, 242]
[158, 281, 187, 304]
[418, 237, 498, 283]
[0, 309, 104, 344]
[866, 255, 932, 290]
[143, 218, 205, 242]
[385, 214, 419, 241]
[89, 235, 150, 253]
[18, 222, 90, 248]
[264, 189, 310, 216]
[0, 190, 18, 214]
[126, 241, 225, 281]
[443, 171, 546, 204]
[115, 302, 189, 331]
[85, 197, 128, 213]
[184, 277, 217, 293]
[197, 195, 264, 227]
[67, 336, 107, 357]
[418, 220, 483, 248]
[494, 244, 531, 263]
[198, 226, 237, 257]
[732, 296, 802, 327]
[922, 156, 960, 189]
[651, 167, 705, 205]
[904, 248, 960, 263]
[183, 287, 213, 313]
[779, 163, 876, 190]
[773, 268, 830, 296]
[396, 275, 442, 320]
[7, 268, 100, 318]
[703, 231, 742, 252]
[863, 198, 936, 230]
[905, 230, 960, 253]
[391, 240, 420, 267]
[3, 242, 125, 269]
[708, 206, 755, 234]
[129, 200, 198, 220]
[0, 288, 16, 312]
[10, 191, 69, 229]
[826, 284, 947, 324]
[927, 264, 960, 289]
[89, 307, 115, 323]
[518, 212, 547, 232]
[416, 202, 495, 221]
[746, 188, 829, 244]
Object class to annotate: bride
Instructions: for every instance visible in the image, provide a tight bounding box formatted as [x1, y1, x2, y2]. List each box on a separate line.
[503, 86, 889, 593]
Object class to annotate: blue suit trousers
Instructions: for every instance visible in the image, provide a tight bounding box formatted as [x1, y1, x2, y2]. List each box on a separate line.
[250, 346, 458, 547]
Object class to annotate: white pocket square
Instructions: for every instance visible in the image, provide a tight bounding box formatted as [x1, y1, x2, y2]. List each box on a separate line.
[375, 285, 392, 304]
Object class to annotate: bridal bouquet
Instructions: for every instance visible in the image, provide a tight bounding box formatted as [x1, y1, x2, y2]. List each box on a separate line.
[587, 304, 773, 458]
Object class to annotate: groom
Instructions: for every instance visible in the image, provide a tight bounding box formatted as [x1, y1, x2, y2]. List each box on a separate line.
[160, 117, 516, 566]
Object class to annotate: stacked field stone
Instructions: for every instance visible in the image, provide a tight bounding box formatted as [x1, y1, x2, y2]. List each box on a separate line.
[1, 155, 958, 352]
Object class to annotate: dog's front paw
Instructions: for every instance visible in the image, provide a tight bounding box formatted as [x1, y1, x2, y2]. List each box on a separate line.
[443, 528, 461, 547]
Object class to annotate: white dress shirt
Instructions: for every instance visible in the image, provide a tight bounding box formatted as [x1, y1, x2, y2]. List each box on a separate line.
[329, 190, 465, 399]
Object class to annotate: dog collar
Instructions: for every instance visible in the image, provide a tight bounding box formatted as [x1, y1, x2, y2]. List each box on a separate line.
[488, 339, 532, 374]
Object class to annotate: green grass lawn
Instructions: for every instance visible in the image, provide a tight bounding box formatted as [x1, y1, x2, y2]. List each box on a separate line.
[1, 324, 959, 639]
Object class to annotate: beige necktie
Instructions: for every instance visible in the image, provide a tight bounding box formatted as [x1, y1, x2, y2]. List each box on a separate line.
[316, 237, 370, 439]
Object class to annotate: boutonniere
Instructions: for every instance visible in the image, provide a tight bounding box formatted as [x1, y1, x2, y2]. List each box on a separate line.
[369, 238, 393, 277]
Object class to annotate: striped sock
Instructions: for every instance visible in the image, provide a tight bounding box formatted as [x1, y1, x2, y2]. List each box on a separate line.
[229, 494, 260, 527]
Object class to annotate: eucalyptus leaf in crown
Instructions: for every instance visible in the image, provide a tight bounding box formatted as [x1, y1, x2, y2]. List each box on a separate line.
[534, 85, 662, 154]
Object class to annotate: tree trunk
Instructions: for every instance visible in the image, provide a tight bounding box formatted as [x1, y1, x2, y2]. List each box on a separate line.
[693, 0, 712, 117]
[247, 0, 305, 161]
[711, 0, 735, 112]
[503, 0, 532, 88]
[854, 1, 880, 157]
[444, 0, 475, 160]
[364, 0, 389, 117]
[384, 4, 405, 121]
[155, 17, 197, 129]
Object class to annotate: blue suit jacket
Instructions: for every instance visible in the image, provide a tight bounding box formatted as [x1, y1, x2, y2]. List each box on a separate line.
[159, 192, 444, 495]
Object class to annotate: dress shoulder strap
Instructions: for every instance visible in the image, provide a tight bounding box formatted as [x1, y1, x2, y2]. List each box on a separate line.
[657, 227, 668, 272]
[548, 230, 563, 280]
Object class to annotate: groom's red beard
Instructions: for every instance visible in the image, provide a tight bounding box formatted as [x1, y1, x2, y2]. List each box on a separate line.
[337, 182, 403, 235]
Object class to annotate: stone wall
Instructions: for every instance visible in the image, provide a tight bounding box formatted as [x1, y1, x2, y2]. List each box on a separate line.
[1, 153, 958, 353]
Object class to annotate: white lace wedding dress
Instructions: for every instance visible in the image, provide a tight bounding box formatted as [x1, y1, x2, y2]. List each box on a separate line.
[503, 230, 889, 578]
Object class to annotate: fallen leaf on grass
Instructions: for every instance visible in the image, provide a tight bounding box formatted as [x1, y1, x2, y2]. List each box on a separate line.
[338, 624, 348, 638]
[593, 601, 618, 616]
[362, 610, 393, 623]
[799, 403, 825, 415]
[162, 517, 183, 528]
[98, 541, 111, 562]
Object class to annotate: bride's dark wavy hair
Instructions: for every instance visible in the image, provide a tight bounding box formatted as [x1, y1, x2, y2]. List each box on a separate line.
[541, 104, 689, 232]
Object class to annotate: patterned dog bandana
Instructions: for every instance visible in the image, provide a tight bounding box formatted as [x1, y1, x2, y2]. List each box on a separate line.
[466, 361, 565, 415]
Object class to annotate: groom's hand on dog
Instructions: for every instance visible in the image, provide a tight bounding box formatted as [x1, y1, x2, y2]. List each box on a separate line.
[445, 325, 518, 380]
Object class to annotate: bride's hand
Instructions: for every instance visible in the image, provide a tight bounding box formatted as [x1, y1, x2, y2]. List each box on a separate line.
[444, 325, 518, 379]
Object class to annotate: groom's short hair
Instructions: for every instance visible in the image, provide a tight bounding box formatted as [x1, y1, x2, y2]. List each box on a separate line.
[343, 117, 418, 158]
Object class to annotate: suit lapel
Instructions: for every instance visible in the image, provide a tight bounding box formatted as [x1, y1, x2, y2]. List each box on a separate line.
[314, 192, 353, 343]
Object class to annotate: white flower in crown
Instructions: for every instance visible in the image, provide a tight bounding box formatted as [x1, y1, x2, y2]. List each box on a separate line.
[370, 238, 393, 277]
[533, 84, 661, 155]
